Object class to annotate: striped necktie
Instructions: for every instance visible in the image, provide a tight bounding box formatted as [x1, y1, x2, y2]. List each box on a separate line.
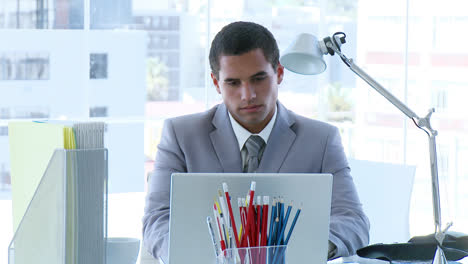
[244, 135, 266, 173]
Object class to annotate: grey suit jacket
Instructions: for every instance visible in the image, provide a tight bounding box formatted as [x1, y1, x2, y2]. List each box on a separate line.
[142, 102, 370, 260]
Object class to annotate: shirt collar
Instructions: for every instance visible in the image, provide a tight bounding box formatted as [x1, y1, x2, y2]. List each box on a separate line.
[228, 105, 277, 151]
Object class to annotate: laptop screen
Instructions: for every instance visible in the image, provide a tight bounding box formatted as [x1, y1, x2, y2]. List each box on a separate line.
[168, 173, 332, 264]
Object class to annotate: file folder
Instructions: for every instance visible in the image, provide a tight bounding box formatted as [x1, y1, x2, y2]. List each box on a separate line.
[8, 148, 108, 264]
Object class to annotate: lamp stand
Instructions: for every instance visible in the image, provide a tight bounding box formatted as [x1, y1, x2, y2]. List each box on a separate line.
[325, 41, 450, 264]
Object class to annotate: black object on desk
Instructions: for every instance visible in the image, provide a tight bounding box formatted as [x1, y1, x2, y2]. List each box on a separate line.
[357, 232, 468, 262]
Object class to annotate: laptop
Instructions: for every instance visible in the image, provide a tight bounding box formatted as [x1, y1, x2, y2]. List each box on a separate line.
[167, 173, 332, 264]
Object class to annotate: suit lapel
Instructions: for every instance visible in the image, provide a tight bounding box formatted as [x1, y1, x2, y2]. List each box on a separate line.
[209, 104, 243, 172]
[257, 102, 296, 173]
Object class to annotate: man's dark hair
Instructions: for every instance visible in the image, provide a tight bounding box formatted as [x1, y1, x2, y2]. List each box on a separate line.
[209, 21, 280, 79]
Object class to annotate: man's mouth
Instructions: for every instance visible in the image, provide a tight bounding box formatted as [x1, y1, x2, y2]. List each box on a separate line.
[240, 105, 263, 112]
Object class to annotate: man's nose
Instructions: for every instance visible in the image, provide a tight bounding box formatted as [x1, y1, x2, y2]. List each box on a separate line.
[240, 82, 256, 101]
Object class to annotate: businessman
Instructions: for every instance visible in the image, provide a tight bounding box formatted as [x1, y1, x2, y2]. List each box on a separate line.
[143, 21, 370, 261]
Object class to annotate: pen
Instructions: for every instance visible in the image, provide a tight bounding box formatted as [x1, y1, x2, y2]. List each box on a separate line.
[217, 202, 230, 247]
[218, 189, 231, 247]
[228, 226, 234, 251]
[207, 216, 220, 256]
[237, 198, 244, 241]
[223, 182, 240, 248]
[213, 203, 227, 251]
[238, 225, 243, 243]
[213, 202, 222, 241]
[241, 182, 256, 247]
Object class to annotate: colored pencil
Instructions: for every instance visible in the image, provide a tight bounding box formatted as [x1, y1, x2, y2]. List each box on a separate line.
[223, 182, 240, 248]
[276, 201, 292, 246]
[267, 199, 277, 246]
[285, 206, 302, 245]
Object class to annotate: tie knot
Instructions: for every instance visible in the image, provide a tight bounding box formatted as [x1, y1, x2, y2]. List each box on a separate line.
[245, 135, 265, 158]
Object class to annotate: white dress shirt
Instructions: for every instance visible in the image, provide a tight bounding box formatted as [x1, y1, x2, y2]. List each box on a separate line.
[228, 106, 277, 168]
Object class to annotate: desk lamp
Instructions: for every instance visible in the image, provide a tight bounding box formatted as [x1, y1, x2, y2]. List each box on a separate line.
[280, 32, 450, 264]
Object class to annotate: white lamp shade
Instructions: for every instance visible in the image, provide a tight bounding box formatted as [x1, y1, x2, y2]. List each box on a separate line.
[280, 33, 326, 75]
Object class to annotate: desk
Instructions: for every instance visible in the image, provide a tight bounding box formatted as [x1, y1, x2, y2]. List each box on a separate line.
[335, 255, 468, 264]
[138, 247, 160, 264]
[138, 250, 468, 264]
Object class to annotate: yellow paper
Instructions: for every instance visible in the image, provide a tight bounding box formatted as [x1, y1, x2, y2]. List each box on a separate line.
[9, 122, 66, 231]
[63, 126, 76, 150]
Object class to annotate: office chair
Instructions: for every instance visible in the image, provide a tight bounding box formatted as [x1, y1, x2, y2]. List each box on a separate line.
[348, 158, 416, 245]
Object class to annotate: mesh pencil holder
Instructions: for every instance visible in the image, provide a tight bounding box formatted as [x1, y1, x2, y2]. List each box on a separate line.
[217, 245, 288, 264]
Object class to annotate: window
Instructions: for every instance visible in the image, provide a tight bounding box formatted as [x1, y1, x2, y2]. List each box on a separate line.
[1, 1, 468, 260]
[0, 126, 7, 136]
[0, 57, 12, 80]
[0, 52, 49, 80]
[0, 162, 10, 191]
[432, 88, 448, 111]
[90, 106, 108, 117]
[0, 108, 9, 119]
[90, 53, 108, 79]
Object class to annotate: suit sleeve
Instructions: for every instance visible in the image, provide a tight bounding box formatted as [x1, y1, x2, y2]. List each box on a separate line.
[323, 126, 370, 257]
[142, 119, 187, 261]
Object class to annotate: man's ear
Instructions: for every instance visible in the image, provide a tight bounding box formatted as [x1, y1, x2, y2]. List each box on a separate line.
[211, 72, 221, 94]
[276, 63, 284, 84]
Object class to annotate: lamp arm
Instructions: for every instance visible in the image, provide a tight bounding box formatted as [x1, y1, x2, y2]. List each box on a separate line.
[333, 47, 419, 120]
[328, 44, 445, 237]
[429, 132, 443, 234]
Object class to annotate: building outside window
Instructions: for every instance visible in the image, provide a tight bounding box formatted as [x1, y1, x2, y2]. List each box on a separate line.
[90, 53, 108, 79]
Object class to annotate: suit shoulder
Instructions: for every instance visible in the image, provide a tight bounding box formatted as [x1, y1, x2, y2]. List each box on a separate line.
[165, 105, 218, 130]
[291, 112, 337, 132]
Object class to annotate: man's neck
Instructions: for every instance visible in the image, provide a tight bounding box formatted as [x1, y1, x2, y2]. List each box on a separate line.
[228, 106, 278, 151]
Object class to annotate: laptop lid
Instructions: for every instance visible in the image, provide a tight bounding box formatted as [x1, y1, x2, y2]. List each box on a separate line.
[168, 173, 332, 264]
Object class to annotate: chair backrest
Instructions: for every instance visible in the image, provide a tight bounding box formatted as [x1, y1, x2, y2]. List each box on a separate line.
[348, 158, 416, 245]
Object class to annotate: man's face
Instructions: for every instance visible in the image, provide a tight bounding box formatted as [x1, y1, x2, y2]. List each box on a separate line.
[211, 48, 284, 134]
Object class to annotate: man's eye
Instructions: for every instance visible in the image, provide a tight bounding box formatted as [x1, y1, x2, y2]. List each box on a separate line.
[252, 76, 267, 82]
[226, 80, 240, 86]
